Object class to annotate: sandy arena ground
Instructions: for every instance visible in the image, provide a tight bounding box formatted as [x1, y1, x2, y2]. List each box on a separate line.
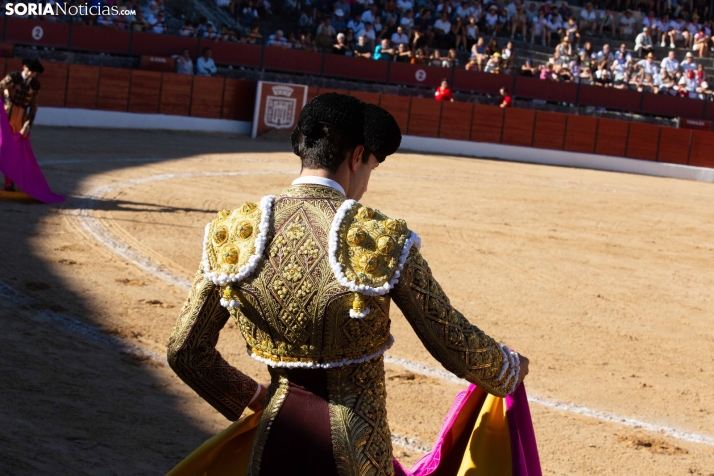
[1, 127, 713, 475]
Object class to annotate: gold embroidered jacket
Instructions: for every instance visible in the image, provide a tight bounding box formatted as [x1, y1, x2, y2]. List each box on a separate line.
[167, 184, 520, 476]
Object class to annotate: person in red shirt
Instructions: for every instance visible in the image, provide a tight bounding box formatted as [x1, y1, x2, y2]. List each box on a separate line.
[435, 79, 454, 102]
[499, 87, 513, 108]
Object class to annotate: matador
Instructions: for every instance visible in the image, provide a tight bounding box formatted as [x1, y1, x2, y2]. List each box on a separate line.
[167, 93, 530, 476]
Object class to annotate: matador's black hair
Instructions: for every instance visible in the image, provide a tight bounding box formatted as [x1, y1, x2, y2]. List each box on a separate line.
[290, 93, 401, 173]
[22, 58, 44, 74]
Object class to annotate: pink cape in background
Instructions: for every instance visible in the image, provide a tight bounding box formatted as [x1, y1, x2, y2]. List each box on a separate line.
[0, 108, 64, 204]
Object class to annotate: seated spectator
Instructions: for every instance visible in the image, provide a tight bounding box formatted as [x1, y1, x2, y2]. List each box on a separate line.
[686, 15, 702, 48]
[540, 62, 558, 80]
[296, 33, 318, 52]
[347, 13, 364, 35]
[179, 19, 195, 37]
[636, 52, 658, 78]
[579, 2, 597, 34]
[696, 63, 708, 85]
[373, 38, 395, 61]
[511, 5, 528, 41]
[598, 8, 616, 37]
[391, 26, 409, 45]
[196, 48, 217, 76]
[245, 25, 263, 44]
[679, 69, 699, 98]
[401, 10, 415, 31]
[521, 58, 538, 76]
[619, 10, 636, 39]
[661, 50, 681, 80]
[316, 18, 336, 50]
[569, 55, 583, 82]
[484, 5, 501, 36]
[635, 27, 653, 58]
[594, 59, 613, 86]
[565, 17, 580, 48]
[267, 30, 289, 47]
[173, 49, 194, 75]
[443, 48, 459, 67]
[531, 10, 547, 45]
[556, 36, 573, 62]
[499, 87, 513, 107]
[484, 52, 501, 73]
[557, 1, 572, 22]
[642, 11, 662, 40]
[356, 23, 376, 50]
[361, 4, 379, 24]
[464, 16, 479, 49]
[617, 43, 632, 62]
[240, 1, 259, 26]
[435, 79, 455, 102]
[667, 15, 688, 48]
[332, 32, 350, 54]
[428, 48, 444, 67]
[611, 52, 631, 88]
[412, 47, 427, 64]
[681, 52, 697, 72]
[434, 12, 452, 48]
[334, 0, 351, 17]
[596, 43, 614, 66]
[333, 9, 347, 31]
[395, 43, 413, 62]
[693, 27, 710, 58]
[545, 9, 563, 46]
[353, 35, 372, 58]
[344, 29, 356, 50]
[204, 24, 219, 40]
[299, 9, 314, 34]
[470, 36, 488, 70]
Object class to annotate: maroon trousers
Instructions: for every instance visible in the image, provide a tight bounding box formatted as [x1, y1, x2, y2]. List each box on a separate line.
[258, 369, 339, 476]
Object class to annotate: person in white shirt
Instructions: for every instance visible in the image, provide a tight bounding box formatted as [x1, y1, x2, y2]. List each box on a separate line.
[685, 16, 701, 48]
[397, 0, 413, 13]
[681, 52, 697, 73]
[173, 49, 194, 75]
[660, 50, 681, 81]
[545, 11, 563, 45]
[596, 43, 614, 66]
[636, 52, 658, 77]
[641, 11, 660, 39]
[530, 10, 547, 45]
[679, 69, 699, 98]
[390, 26, 409, 45]
[598, 8, 615, 37]
[356, 23, 376, 49]
[484, 5, 500, 35]
[267, 30, 289, 47]
[400, 10, 415, 30]
[434, 12, 452, 47]
[348, 13, 364, 34]
[667, 16, 687, 48]
[618, 10, 636, 39]
[196, 48, 217, 76]
[361, 5, 378, 24]
[635, 27, 653, 58]
[579, 2, 597, 34]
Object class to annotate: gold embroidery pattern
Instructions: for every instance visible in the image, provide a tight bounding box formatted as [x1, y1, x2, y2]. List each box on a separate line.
[327, 357, 394, 476]
[335, 206, 412, 289]
[204, 203, 263, 276]
[391, 248, 512, 397]
[248, 368, 290, 476]
[233, 185, 392, 365]
[167, 269, 258, 420]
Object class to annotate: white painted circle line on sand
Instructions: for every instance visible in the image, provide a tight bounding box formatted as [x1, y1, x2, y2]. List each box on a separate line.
[70, 168, 714, 448]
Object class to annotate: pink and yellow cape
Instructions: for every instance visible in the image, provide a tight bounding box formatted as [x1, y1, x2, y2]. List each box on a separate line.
[0, 107, 64, 204]
[167, 383, 541, 476]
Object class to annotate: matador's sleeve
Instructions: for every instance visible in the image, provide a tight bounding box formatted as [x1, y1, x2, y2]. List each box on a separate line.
[390, 247, 520, 397]
[25, 88, 39, 128]
[167, 268, 259, 420]
[0, 73, 14, 90]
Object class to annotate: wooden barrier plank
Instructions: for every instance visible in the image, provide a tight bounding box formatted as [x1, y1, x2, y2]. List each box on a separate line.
[159, 73, 193, 116]
[407, 98, 441, 138]
[199, 40, 262, 68]
[388, 62, 445, 88]
[38, 61, 68, 108]
[263, 48, 322, 75]
[439, 101, 473, 141]
[5, 58, 22, 74]
[625, 122, 660, 161]
[307, 86, 319, 103]
[349, 91, 380, 105]
[5, 18, 69, 47]
[578, 85, 642, 112]
[532, 111, 566, 150]
[378, 95, 410, 135]
[317, 87, 351, 96]
[190, 76, 223, 118]
[0, 58, 6, 77]
[688, 131, 714, 168]
[323, 55, 389, 82]
[516, 76, 577, 103]
[70, 25, 131, 54]
[595, 118, 629, 157]
[128, 70, 162, 114]
[221, 79, 257, 121]
[131, 32, 198, 57]
[657, 127, 691, 165]
[501, 108, 535, 147]
[65, 64, 99, 109]
[641, 94, 706, 120]
[453, 70, 512, 95]
[97, 67, 131, 112]
[471, 104, 503, 143]
[564, 115, 597, 153]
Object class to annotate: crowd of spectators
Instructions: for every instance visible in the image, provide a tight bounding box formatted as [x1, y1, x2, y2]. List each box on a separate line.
[527, 39, 711, 98]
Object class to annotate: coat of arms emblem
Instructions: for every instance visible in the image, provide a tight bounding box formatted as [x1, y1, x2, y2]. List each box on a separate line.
[264, 85, 297, 129]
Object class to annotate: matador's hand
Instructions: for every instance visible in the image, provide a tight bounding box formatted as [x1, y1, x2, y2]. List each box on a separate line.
[20, 124, 30, 138]
[247, 382, 270, 412]
[515, 355, 530, 389]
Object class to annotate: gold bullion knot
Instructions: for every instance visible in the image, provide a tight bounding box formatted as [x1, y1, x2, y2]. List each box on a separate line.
[376, 236, 395, 256]
[356, 206, 375, 221]
[359, 252, 379, 274]
[237, 221, 253, 239]
[238, 202, 259, 215]
[347, 227, 367, 246]
[216, 209, 231, 222]
[223, 246, 239, 265]
[213, 226, 228, 245]
[383, 218, 402, 235]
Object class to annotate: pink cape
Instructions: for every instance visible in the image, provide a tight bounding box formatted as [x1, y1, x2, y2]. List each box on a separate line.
[0, 108, 64, 204]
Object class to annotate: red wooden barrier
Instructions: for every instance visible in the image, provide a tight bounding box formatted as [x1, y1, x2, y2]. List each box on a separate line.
[657, 127, 691, 165]
[323, 55, 389, 82]
[0, 43, 13, 57]
[439, 101, 473, 141]
[69, 25, 131, 54]
[378, 95, 410, 133]
[471, 104, 503, 143]
[388, 62, 445, 88]
[641, 94, 705, 120]
[595, 118, 629, 157]
[200, 40, 262, 68]
[141, 55, 176, 72]
[688, 131, 714, 168]
[453, 70, 511, 95]
[578, 84, 642, 112]
[626, 122, 660, 161]
[563, 115, 597, 153]
[349, 91, 380, 105]
[532, 111, 567, 150]
[516, 77, 577, 104]
[307, 86, 319, 102]
[705, 102, 714, 122]
[40, 61, 68, 108]
[408, 98, 441, 137]
[0, 58, 5, 77]
[5, 19, 69, 47]
[159, 73, 192, 116]
[66, 64, 98, 109]
[501, 108, 535, 147]
[97, 67, 131, 111]
[222, 79, 256, 121]
[128, 70, 161, 114]
[131, 32, 198, 57]
[263, 47, 322, 75]
[191, 76, 224, 118]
